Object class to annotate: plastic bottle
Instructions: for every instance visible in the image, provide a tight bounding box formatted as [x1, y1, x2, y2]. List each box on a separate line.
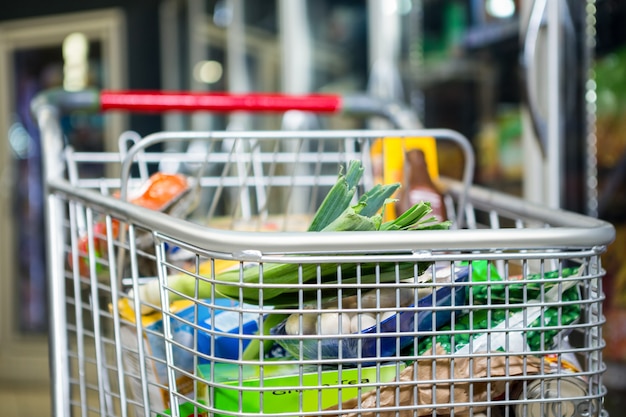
[397, 149, 447, 221]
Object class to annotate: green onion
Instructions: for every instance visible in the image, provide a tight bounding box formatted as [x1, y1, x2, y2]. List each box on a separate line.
[307, 160, 364, 232]
[128, 160, 449, 313]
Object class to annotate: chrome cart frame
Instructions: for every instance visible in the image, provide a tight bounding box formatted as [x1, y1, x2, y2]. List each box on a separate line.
[34, 89, 615, 417]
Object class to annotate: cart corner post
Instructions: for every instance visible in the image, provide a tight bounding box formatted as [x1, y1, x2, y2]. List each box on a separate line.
[32, 88, 101, 417]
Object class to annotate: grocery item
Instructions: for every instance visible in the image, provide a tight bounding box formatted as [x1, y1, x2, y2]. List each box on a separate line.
[370, 135, 440, 220]
[281, 288, 414, 336]
[306, 158, 370, 232]
[128, 172, 191, 212]
[543, 337, 585, 377]
[72, 220, 120, 276]
[418, 264, 582, 355]
[510, 337, 597, 417]
[468, 261, 581, 304]
[323, 346, 544, 417]
[117, 297, 276, 412]
[271, 265, 470, 360]
[397, 149, 447, 221]
[511, 377, 595, 417]
[197, 360, 405, 416]
[156, 400, 208, 417]
[71, 172, 194, 276]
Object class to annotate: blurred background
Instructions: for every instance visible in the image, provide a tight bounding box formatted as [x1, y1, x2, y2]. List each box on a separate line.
[1, 0, 626, 415]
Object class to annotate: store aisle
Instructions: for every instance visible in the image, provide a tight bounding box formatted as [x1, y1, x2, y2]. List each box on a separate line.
[0, 384, 50, 417]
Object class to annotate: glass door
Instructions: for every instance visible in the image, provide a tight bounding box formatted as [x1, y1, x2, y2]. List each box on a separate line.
[0, 9, 126, 384]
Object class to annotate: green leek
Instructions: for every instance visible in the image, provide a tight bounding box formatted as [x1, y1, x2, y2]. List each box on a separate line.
[128, 160, 449, 313]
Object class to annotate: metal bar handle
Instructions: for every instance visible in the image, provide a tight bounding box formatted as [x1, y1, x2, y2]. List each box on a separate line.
[522, 0, 548, 156]
[31, 88, 420, 129]
[99, 90, 343, 113]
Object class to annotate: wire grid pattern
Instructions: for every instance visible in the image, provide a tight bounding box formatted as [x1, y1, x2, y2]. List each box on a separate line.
[51, 130, 609, 417]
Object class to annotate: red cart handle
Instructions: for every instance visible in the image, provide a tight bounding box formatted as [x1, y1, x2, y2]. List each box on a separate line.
[100, 90, 343, 113]
[32, 88, 418, 129]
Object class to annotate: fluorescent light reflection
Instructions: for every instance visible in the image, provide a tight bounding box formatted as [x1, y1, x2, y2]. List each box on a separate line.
[193, 60, 224, 84]
[63, 32, 89, 91]
[486, 0, 516, 19]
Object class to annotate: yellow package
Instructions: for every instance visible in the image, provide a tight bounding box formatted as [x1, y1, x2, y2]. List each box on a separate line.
[371, 136, 439, 220]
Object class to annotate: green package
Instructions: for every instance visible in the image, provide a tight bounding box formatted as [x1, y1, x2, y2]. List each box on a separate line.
[197, 361, 404, 416]
[419, 263, 581, 354]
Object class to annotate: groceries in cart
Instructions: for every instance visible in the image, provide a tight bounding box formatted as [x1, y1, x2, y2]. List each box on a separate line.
[115, 159, 587, 417]
[326, 349, 546, 417]
[418, 264, 583, 355]
[125, 159, 451, 314]
[117, 159, 459, 411]
[321, 263, 587, 417]
[71, 171, 198, 276]
[35, 89, 612, 417]
[370, 135, 444, 221]
[396, 148, 447, 222]
[195, 360, 405, 416]
[270, 264, 469, 360]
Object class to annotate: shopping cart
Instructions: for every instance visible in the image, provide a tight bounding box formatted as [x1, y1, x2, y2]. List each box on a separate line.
[34, 89, 615, 417]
